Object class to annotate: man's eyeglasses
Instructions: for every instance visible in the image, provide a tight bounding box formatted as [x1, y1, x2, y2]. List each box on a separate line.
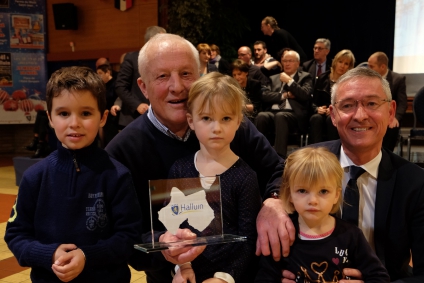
[313, 47, 326, 51]
[334, 98, 391, 114]
[282, 59, 297, 63]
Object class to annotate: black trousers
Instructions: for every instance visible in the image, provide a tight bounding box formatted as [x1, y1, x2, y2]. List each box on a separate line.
[255, 110, 298, 157]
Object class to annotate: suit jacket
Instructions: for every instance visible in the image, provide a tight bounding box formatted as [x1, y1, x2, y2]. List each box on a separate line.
[245, 78, 262, 117]
[315, 140, 424, 283]
[249, 64, 271, 87]
[386, 70, 407, 121]
[312, 70, 332, 108]
[262, 71, 313, 133]
[115, 51, 150, 127]
[302, 58, 331, 85]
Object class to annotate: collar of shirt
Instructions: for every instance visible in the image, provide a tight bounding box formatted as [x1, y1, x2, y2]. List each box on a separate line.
[382, 69, 389, 79]
[339, 146, 381, 178]
[147, 105, 192, 142]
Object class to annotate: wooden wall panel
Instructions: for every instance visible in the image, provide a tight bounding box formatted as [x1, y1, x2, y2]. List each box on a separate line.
[46, 0, 158, 63]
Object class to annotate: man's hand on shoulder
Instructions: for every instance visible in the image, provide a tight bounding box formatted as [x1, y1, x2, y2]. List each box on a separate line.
[340, 268, 363, 283]
[255, 198, 295, 261]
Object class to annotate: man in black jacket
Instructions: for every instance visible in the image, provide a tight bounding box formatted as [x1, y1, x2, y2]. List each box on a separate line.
[115, 26, 166, 128]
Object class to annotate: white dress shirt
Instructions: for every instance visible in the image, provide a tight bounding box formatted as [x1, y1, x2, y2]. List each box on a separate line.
[339, 146, 382, 251]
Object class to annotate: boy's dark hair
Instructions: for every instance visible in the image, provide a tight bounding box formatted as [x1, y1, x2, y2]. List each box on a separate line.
[96, 63, 112, 74]
[46, 66, 106, 115]
[231, 59, 249, 73]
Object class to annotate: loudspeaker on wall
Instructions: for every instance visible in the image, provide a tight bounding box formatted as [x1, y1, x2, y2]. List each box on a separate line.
[52, 3, 78, 30]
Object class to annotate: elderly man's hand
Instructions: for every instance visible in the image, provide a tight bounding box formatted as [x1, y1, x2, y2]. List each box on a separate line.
[255, 198, 295, 261]
[280, 72, 292, 83]
[160, 229, 206, 265]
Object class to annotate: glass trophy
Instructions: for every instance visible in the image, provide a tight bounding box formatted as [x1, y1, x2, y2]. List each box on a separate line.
[134, 176, 247, 253]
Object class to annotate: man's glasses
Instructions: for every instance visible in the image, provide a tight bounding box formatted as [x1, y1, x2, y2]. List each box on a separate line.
[313, 47, 326, 51]
[334, 98, 391, 114]
[282, 59, 298, 63]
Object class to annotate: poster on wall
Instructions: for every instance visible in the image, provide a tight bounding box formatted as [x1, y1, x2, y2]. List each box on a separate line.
[0, 0, 46, 124]
[10, 13, 44, 49]
[0, 52, 46, 124]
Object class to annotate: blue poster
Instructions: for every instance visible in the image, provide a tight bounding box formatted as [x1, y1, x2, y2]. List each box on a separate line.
[0, 52, 46, 124]
[0, 0, 46, 124]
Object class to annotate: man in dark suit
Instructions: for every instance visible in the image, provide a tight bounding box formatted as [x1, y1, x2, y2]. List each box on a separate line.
[258, 67, 424, 282]
[255, 50, 313, 157]
[302, 38, 331, 85]
[115, 26, 166, 128]
[368, 51, 407, 151]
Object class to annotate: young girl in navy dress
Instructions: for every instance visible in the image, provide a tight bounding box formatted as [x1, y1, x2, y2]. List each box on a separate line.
[255, 147, 390, 283]
[170, 72, 262, 283]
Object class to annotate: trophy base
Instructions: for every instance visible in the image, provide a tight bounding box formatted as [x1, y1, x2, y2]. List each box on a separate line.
[134, 234, 246, 253]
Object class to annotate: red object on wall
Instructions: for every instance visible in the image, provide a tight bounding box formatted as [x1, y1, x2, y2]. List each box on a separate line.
[12, 89, 27, 101]
[0, 89, 9, 104]
[115, 0, 133, 11]
[3, 99, 18, 111]
[19, 99, 34, 112]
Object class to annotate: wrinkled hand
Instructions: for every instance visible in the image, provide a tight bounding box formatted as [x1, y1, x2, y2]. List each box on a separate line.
[110, 105, 121, 116]
[160, 229, 206, 265]
[282, 269, 296, 283]
[137, 103, 149, 115]
[340, 268, 363, 283]
[52, 244, 77, 264]
[256, 198, 295, 260]
[280, 72, 292, 83]
[52, 248, 85, 282]
[173, 264, 196, 283]
[389, 117, 399, 128]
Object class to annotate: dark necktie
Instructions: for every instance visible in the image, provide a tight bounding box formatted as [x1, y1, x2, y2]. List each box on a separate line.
[342, 166, 365, 226]
[278, 83, 290, 109]
[317, 64, 322, 77]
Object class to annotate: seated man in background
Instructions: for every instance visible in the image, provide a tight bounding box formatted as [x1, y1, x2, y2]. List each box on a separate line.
[368, 51, 407, 152]
[302, 38, 331, 85]
[255, 50, 313, 158]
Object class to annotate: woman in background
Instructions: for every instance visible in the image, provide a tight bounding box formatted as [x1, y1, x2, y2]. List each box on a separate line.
[210, 44, 231, 75]
[309, 49, 355, 144]
[231, 59, 262, 121]
[197, 43, 218, 76]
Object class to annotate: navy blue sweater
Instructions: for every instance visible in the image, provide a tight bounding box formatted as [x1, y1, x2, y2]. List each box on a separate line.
[5, 142, 143, 283]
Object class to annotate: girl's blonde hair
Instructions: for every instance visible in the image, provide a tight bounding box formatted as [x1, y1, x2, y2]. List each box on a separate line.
[187, 72, 247, 118]
[280, 147, 343, 214]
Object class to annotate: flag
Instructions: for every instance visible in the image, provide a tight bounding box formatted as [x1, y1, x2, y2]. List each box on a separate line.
[115, 0, 133, 11]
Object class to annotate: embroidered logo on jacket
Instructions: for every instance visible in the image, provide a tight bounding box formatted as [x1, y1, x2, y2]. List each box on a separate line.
[85, 193, 108, 231]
